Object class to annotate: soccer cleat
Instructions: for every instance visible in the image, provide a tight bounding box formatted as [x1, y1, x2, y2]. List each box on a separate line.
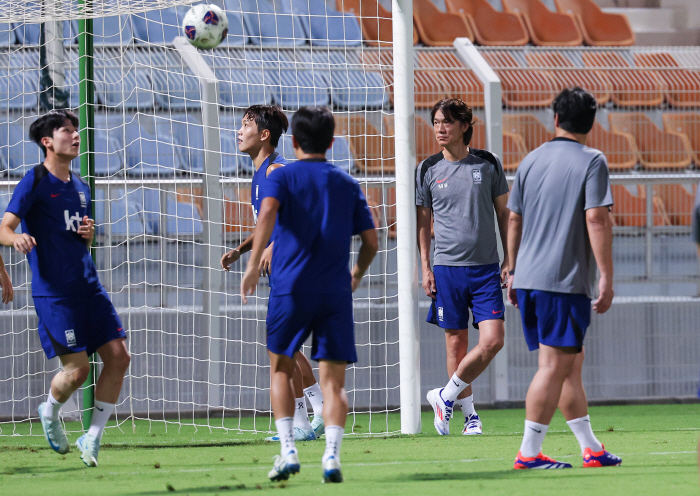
[38, 402, 70, 454]
[265, 427, 317, 442]
[311, 415, 325, 438]
[583, 445, 621, 468]
[268, 450, 300, 482]
[462, 412, 482, 435]
[76, 433, 100, 467]
[426, 388, 453, 435]
[513, 451, 572, 469]
[322, 456, 343, 483]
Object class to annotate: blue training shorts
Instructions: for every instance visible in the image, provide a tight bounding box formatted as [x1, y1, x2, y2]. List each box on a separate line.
[516, 289, 591, 352]
[427, 263, 505, 330]
[266, 292, 357, 363]
[34, 287, 125, 359]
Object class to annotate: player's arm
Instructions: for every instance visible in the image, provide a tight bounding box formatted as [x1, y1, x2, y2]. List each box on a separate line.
[586, 206, 614, 314]
[494, 193, 510, 286]
[0, 251, 13, 304]
[241, 197, 279, 303]
[351, 228, 378, 292]
[506, 211, 522, 307]
[221, 232, 254, 271]
[0, 212, 35, 254]
[417, 206, 436, 299]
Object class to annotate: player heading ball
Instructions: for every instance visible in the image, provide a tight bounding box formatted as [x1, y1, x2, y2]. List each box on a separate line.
[0, 110, 130, 468]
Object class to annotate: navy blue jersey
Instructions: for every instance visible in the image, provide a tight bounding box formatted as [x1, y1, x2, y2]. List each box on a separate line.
[251, 152, 288, 223]
[260, 159, 375, 296]
[6, 164, 101, 297]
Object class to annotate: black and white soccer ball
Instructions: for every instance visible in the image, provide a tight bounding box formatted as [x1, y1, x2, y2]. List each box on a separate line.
[182, 4, 229, 49]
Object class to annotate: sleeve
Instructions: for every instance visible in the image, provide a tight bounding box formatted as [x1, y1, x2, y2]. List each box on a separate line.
[6, 173, 35, 220]
[491, 154, 509, 199]
[260, 167, 288, 208]
[693, 182, 700, 245]
[353, 184, 376, 235]
[415, 163, 432, 208]
[506, 168, 523, 215]
[584, 154, 613, 211]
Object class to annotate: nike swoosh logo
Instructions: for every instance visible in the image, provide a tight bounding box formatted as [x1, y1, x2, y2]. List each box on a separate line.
[117, 327, 123, 331]
[492, 310, 502, 314]
[452, 379, 460, 387]
[528, 427, 542, 433]
[436, 178, 447, 183]
[51, 194, 60, 198]
[95, 406, 104, 412]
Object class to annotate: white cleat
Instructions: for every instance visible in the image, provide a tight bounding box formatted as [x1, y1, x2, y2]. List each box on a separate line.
[265, 427, 317, 442]
[310, 415, 325, 438]
[462, 412, 482, 435]
[322, 456, 343, 483]
[426, 388, 453, 436]
[38, 402, 70, 454]
[76, 433, 100, 467]
[268, 450, 300, 482]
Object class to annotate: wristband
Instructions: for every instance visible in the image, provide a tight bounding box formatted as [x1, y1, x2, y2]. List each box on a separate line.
[508, 270, 515, 276]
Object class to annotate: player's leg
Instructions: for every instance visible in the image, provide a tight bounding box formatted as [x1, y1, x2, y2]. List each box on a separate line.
[291, 358, 314, 436]
[445, 328, 474, 407]
[318, 359, 347, 483]
[559, 348, 621, 467]
[296, 351, 325, 436]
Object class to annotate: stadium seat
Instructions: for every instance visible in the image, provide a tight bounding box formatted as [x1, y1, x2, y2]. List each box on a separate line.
[524, 51, 611, 106]
[236, 0, 305, 46]
[587, 120, 639, 171]
[502, 113, 554, 153]
[633, 52, 700, 109]
[219, 114, 253, 174]
[0, 51, 39, 111]
[0, 24, 16, 46]
[107, 188, 151, 237]
[218, 2, 249, 46]
[279, 0, 362, 47]
[211, 50, 274, 108]
[328, 135, 355, 173]
[124, 115, 186, 176]
[412, 0, 474, 46]
[169, 113, 205, 174]
[416, 51, 484, 109]
[653, 183, 697, 226]
[165, 196, 203, 237]
[609, 113, 692, 170]
[223, 187, 255, 235]
[131, 7, 188, 45]
[261, 50, 330, 109]
[3, 122, 42, 177]
[143, 48, 202, 110]
[469, 116, 528, 172]
[93, 15, 134, 45]
[94, 52, 154, 110]
[336, 0, 419, 47]
[581, 52, 663, 108]
[610, 184, 670, 227]
[481, 51, 556, 108]
[278, 134, 296, 162]
[555, 0, 634, 47]
[336, 115, 388, 174]
[93, 114, 125, 176]
[359, 185, 384, 231]
[663, 112, 700, 166]
[502, 0, 582, 46]
[415, 115, 442, 163]
[444, 0, 529, 46]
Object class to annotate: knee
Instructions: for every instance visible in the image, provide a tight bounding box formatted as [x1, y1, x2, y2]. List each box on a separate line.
[63, 365, 90, 388]
[481, 336, 504, 359]
[106, 350, 131, 373]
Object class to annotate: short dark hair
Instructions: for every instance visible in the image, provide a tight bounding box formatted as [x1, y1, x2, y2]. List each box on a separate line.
[552, 87, 597, 135]
[291, 106, 334, 154]
[243, 105, 288, 148]
[430, 99, 474, 146]
[29, 109, 79, 156]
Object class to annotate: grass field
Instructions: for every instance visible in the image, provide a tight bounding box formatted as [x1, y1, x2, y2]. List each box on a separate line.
[0, 404, 698, 495]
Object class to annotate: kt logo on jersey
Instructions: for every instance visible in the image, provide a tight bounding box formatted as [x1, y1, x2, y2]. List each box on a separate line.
[64, 211, 82, 231]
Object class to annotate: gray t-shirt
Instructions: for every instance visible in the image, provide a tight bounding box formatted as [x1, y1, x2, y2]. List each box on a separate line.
[507, 138, 613, 298]
[416, 148, 510, 266]
[693, 181, 700, 245]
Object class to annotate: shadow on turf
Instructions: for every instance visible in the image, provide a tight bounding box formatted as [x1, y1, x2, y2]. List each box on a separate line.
[3, 465, 85, 476]
[395, 468, 683, 482]
[135, 484, 270, 494]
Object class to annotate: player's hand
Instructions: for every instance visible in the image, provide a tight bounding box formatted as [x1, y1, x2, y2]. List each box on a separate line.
[78, 216, 95, 243]
[259, 244, 273, 276]
[240, 266, 260, 304]
[351, 266, 364, 292]
[500, 259, 509, 288]
[220, 248, 240, 271]
[506, 274, 518, 307]
[0, 269, 13, 304]
[593, 276, 613, 314]
[12, 233, 36, 254]
[422, 268, 436, 299]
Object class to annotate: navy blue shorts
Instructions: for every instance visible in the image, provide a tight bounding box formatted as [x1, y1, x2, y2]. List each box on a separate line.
[34, 287, 125, 359]
[427, 264, 505, 330]
[516, 289, 590, 352]
[266, 292, 357, 363]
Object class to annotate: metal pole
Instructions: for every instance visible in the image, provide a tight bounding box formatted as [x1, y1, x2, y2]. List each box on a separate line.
[646, 183, 653, 279]
[392, 0, 421, 435]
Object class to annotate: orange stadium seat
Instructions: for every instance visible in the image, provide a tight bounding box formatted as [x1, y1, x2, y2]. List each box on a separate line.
[413, 0, 474, 46]
[663, 112, 700, 165]
[633, 52, 700, 109]
[610, 184, 670, 227]
[175, 186, 204, 219]
[581, 52, 663, 108]
[609, 113, 692, 170]
[415, 114, 442, 162]
[223, 188, 255, 234]
[503, 113, 554, 152]
[360, 185, 384, 230]
[587, 121, 639, 170]
[502, 0, 582, 46]
[481, 51, 556, 108]
[444, 0, 529, 46]
[335, 115, 393, 174]
[470, 116, 528, 172]
[653, 183, 698, 226]
[386, 186, 397, 238]
[416, 51, 484, 109]
[525, 51, 611, 106]
[336, 0, 419, 47]
[555, 0, 634, 46]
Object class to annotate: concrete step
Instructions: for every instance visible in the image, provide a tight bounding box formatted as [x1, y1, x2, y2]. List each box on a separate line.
[634, 28, 700, 46]
[602, 7, 680, 32]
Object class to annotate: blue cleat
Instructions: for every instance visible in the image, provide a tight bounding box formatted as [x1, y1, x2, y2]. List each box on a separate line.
[311, 415, 325, 438]
[76, 433, 100, 467]
[514, 451, 572, 469]
[427, 388, 453, 435]
[38, 402, 69, 454]
[322, 456, 343, 483]
[583, 445, 621, 468]
[268, 450, 300, 482]
[265, 427, 317, 442]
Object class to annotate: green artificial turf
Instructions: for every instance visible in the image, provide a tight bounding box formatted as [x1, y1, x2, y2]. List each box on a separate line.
[0, 404, 698, 495]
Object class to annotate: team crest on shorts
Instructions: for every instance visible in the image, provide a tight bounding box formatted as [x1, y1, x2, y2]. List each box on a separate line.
[65, 329, 76, 346]
[472, 169, 482, 183]
[79, 191, 87, 207]
[438, 306, 444, 321]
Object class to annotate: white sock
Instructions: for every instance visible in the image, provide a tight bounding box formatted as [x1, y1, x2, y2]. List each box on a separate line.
[519, 420, 549, 458]
[87, 400, 114, 441]
[460, 394, 475, 418]
[293, 397, 312, 430]
[441, 373, 469, 403]
[44, 391, 63, 421]
[275, 417, 296, 456]
[567, 415, 603, 454]
[323, 425, 344, 463]
[303, 383, 324, 417]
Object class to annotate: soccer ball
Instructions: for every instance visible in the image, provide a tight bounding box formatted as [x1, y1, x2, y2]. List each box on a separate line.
[182, 4, 229, 49]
